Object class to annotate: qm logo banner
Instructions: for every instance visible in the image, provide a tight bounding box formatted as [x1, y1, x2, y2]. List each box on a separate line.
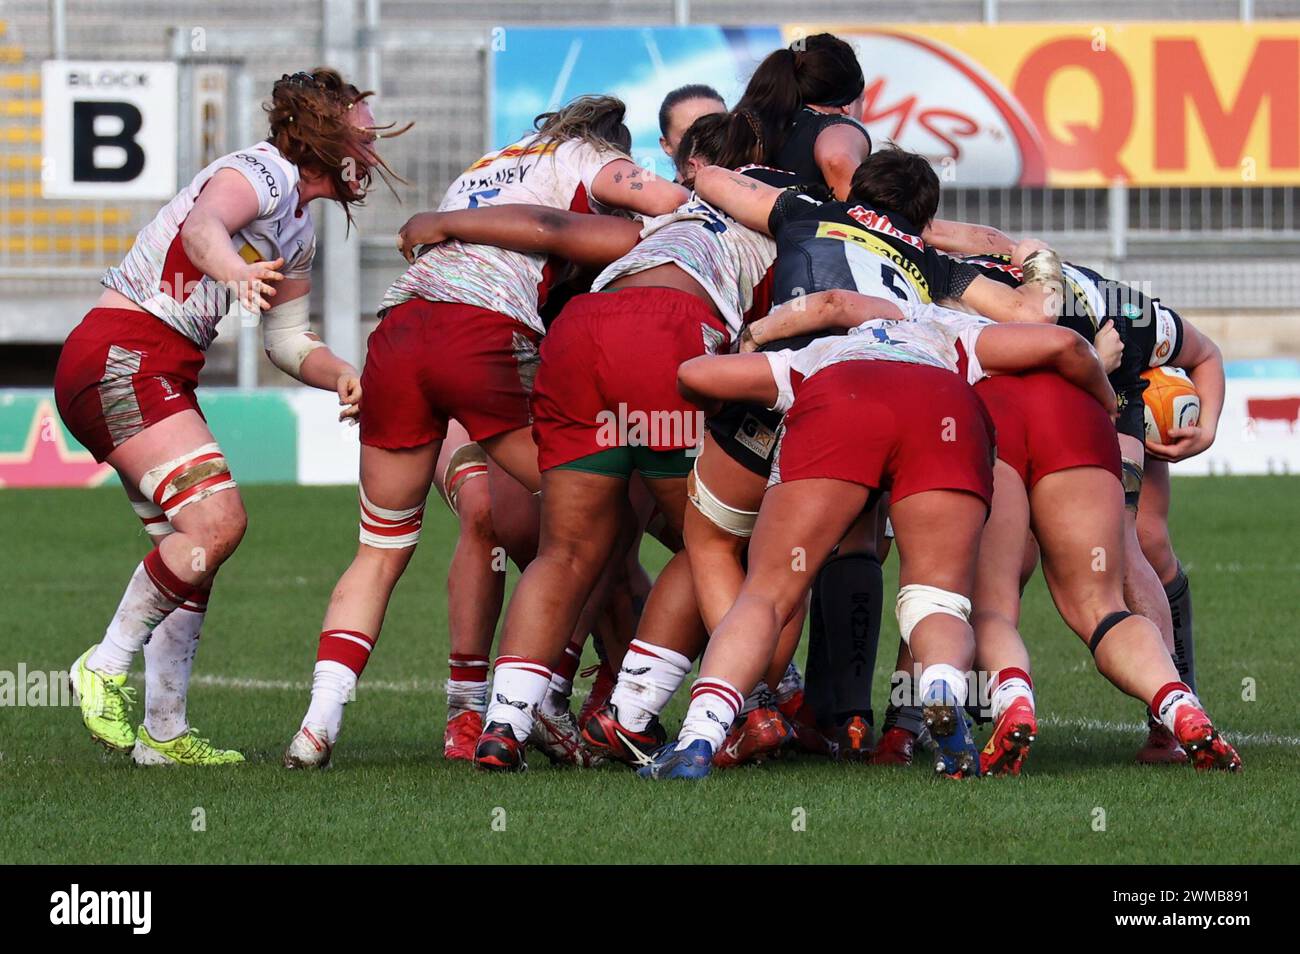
[490, 21, 1300, 187]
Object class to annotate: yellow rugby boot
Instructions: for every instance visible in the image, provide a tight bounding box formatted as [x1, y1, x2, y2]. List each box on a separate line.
[68, 648, 137, 752]
[132, 726, 245, 766]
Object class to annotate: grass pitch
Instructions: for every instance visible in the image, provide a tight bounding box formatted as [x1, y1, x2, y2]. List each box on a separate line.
[0, 477, 1296, 864]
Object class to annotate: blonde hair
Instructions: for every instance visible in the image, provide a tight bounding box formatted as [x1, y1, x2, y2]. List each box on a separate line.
[532, 94, 632, 156]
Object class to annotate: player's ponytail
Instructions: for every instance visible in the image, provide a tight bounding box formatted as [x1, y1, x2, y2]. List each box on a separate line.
[265, 67, 410, 223]
[735, 33, 865, 163]
[673, 111, 763, 183]
[532, 94, 633, 157]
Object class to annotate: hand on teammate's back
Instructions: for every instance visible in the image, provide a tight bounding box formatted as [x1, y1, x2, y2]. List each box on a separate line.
[1093, 320, 1123, 374]
[396, 213, 447, 263]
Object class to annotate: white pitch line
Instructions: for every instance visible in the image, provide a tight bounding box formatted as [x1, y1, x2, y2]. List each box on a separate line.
[1038, 714, 1300, 749]
[174, 674, 1300, 749]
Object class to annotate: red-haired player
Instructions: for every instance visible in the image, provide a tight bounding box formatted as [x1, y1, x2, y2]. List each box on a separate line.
[55, 69, 400, 765]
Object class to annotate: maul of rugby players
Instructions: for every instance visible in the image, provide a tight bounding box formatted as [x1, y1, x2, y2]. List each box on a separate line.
[284, 96, 688, 769]
[960, 252, 1226, 765]
[683, 144, 1056, 759]
[396, 117, 817, 771]
[739, 278, 1241, 776]
[648, 294, 1124, 779]
[55, 69, 406, 765]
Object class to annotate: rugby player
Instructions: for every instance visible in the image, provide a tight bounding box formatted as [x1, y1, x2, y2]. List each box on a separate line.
[283, 95, 686, 769]
[459, 137, 798, 773]
[55, 69, 402, 765]
[658, 84, 727, 172]
[960, 253, 1225, 763]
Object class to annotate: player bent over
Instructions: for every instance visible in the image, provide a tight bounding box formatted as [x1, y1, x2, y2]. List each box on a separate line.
[969, 369, 1240, 774]
[54, 69, 395, 764]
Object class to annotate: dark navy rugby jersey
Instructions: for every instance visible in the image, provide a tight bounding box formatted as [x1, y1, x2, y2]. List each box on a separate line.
[767, 191, 979, 308]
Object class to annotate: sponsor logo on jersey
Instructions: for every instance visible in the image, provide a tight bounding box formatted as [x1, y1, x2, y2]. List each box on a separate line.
[813, 221, 932, 301]
[844, 206, 926, 252]
[234, 153, 280, 199]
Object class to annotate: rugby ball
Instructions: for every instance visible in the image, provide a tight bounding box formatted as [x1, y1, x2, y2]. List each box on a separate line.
[1141, 367, 1200, 445]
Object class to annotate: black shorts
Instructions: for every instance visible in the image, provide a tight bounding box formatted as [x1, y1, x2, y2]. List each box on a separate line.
[1115, 383, 1147, 445]
[707, 331, 825, 478]
[706, 401, 783, 478]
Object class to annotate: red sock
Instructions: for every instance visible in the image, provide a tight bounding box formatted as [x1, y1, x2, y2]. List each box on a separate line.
[996, 667, 1033, 690]
[449, 653, 489, 683]
[555, 641, 583, 683]
[317, 629, 375, 676]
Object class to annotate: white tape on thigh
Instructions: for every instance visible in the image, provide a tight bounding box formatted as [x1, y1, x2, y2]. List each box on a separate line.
[687, 460, 758, 538]
[358, 485, 425, 549]
[130, 498, 173, 541]
[138, 442, 237, 520]
[895, 584, 972, 647]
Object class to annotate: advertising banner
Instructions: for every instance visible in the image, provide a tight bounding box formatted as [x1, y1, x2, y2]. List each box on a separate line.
[491, 22, 1300, 187]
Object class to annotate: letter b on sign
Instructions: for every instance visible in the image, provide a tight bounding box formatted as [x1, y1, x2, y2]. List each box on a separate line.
[72, 101, 146, 182]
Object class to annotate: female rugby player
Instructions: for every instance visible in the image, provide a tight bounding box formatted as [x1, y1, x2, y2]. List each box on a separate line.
[56, 68, 400, 765]
[284, 96, 686, 768]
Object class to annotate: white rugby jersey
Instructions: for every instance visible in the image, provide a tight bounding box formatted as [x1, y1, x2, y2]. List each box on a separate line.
[381, 135, 627, 334]
[101, 143, 315, 350]
[590, 195, 776, 339]
[764, 302, 991, 413]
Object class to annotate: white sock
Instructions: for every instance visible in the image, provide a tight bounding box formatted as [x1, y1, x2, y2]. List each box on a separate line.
[143, 604, 204, 740]
[918, 663, 969, 707]
[302, 660, 356, 742]
[484, 656, 551, 742]
[1156, 685, 1200, 734]
[775, 662, 803, 704]
[679, 677, 744, 751]
[87, 560, 183, 675]
[740, 681, 775, 716]
[989, 674, 1034, 722]
[609, 639, 692, 732]
[446, 678, 488, 717]
[540, 670, 573, 719]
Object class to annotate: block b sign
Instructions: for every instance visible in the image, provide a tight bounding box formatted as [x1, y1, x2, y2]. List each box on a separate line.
[41, 61, 178, 199]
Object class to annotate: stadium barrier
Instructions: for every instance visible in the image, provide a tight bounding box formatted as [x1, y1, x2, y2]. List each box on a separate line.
[1, 371, 1297, 488]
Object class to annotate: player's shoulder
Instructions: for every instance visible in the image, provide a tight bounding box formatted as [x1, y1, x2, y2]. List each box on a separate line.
[210, 143, 299, 213]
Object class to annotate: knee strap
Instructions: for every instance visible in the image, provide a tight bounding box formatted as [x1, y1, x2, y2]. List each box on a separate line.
[895, 584, 971, 647]
[1089, 610, 1133, 655]
[358, 485, 425, 549]
[438, 441, 488, 516]
[1121, 457, 1144, 510]
[139, 443, 237, 520]
[687, 459, 758, 538]
[130, 497, 173, 542]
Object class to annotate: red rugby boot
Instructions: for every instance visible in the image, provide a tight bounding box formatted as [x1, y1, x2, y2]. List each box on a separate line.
[777, 690, 837, 758]
[979, 697, 1037, 776]
[869, 726, 916, 766]
[1134, 721, 1189, 765]
[580, 703, 666, 768]
[1172, 707, 1242, 773]
[713, 706, 792, 768]
[443, 709, 483, 762]
[474, 721, 527, 772]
